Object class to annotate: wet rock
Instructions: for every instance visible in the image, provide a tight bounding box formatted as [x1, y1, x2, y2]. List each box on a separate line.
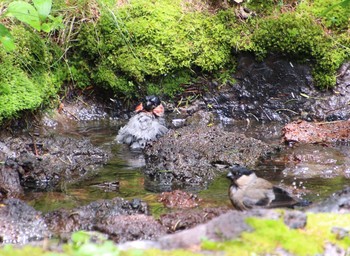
[275, 144, 350, 179]
[308, 187, 350, 213]
[95, 214, 167, 243]
[331, 227, 349, 240]
[144, 125, 277, 191]
[158, 190, 202, 209]
[204, 54, 350, 122]
[0, 158, 23, 198]
[159, 207, 229, 233]
[0, 134, 109, 192]
[282, 120, 350, 143]
[283, 211, 307, 229]
[0, 199, 50, 244]
[323, 243, 347, 256]
[158, 209, 281, 250]
[44, 197, 149, 237]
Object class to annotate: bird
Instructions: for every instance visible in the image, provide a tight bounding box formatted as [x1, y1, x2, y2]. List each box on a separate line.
[226, 164, 310, 211]
[116, 95, 168, 150]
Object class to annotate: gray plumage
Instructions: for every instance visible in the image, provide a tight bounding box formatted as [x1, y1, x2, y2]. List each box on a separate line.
[116, 110, 168, 150]
[116, 95, 168, 150]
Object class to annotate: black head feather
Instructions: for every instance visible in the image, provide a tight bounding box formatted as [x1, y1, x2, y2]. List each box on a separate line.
[227, 164, 254, 181]
[143, 95, 161, 112]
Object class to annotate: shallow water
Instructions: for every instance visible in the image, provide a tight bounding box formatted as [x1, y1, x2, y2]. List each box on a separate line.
[25, 119, 350, 213]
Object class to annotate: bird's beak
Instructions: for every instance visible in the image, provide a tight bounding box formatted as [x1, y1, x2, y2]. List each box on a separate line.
[226, 171, 233, 179]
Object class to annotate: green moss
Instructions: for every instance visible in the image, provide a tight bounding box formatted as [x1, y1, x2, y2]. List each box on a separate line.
[252, 12, 348, 89]
[74, 0, 236, 98]
[202, 212, 350, 255]
[298, 0, 350, 31]
[0, 25, 64, 123]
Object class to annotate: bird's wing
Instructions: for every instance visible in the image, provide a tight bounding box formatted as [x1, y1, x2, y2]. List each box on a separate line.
[242, 188, 274, 208]
[267, 186, 298, 208]
[240, 178, 275, 208]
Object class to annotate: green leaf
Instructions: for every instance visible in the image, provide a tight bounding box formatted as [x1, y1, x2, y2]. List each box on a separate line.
[32, 0, 52, 22]
[0, 24, 15, 51]
[41, 23, 51, 33]
[6, 1, 41, 31]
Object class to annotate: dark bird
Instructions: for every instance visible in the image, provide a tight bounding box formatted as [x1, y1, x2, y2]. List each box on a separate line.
[227, 164, 310, 211]
[116, 95, 168, 150]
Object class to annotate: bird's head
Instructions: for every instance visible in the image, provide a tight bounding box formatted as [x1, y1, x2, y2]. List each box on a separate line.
[227, 164, 254, 185]
[135, 95, 164, 117]
[143, 95, 161, 111]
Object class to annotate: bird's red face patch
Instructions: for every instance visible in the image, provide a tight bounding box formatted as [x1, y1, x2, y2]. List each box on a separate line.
[135, 103, 143, 113]
[152, 104, 164, 117]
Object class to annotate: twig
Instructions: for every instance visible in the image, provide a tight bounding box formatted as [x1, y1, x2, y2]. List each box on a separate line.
[276, 108, 299, 115]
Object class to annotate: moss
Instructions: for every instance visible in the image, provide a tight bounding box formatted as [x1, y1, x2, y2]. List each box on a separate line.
[0, 25, 64, 123]
[252, 12, 348, 89]
[74, 0, 236, 98]
[202, 212, 350, 255]
[298, 0, 350, 31]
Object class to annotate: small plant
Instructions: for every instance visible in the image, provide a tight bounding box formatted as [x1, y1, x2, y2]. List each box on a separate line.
[0, 0, 63, 51]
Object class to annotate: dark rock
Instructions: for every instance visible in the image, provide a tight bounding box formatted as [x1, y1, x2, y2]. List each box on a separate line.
[159, 207, 229, 233]
[0, 158, 23, 198]
[95, 214, 167, 243]
[0, 134, 110, 192]
[144, 125, 277, 191]
[0, 199, 50, 244]
[158, 190, 202, 209]
[308, 187, 350, 213]
[44, 197, 149, 237]
[283, 211, 307, 229]
[331, 227, 349, 240]
[204, 54, 350, 122]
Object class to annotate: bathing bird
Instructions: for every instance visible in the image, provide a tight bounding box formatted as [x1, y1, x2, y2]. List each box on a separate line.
[116, 95, 168, 150]
[227, 164, 310, 211]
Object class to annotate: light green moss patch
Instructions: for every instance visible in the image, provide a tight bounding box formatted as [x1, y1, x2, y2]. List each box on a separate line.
[202, 212, 350, 255]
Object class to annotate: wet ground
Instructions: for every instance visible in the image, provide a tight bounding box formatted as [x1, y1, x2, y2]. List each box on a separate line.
[21, 119, 350, 215]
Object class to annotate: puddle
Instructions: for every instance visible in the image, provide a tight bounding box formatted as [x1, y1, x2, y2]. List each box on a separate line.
[24, 119, 350, 214]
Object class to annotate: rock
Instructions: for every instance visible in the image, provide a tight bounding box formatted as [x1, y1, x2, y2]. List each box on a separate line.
[158, 209, 281, 249]
[282, 120, 350, 143]
[308, 187, 350, 213]
[158, 190, 202, 209]
[159, 207, 229, 233]
[0, 199, 50, 244]
[283, 211, 307, 229]
[0, 134, 110, 192]
[95, 214, 167, 243]
[144, 125, 277, 191]
[204, 54, 350, 122]
[275, 143, 350, 179]
[44, 197, 149, 237]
